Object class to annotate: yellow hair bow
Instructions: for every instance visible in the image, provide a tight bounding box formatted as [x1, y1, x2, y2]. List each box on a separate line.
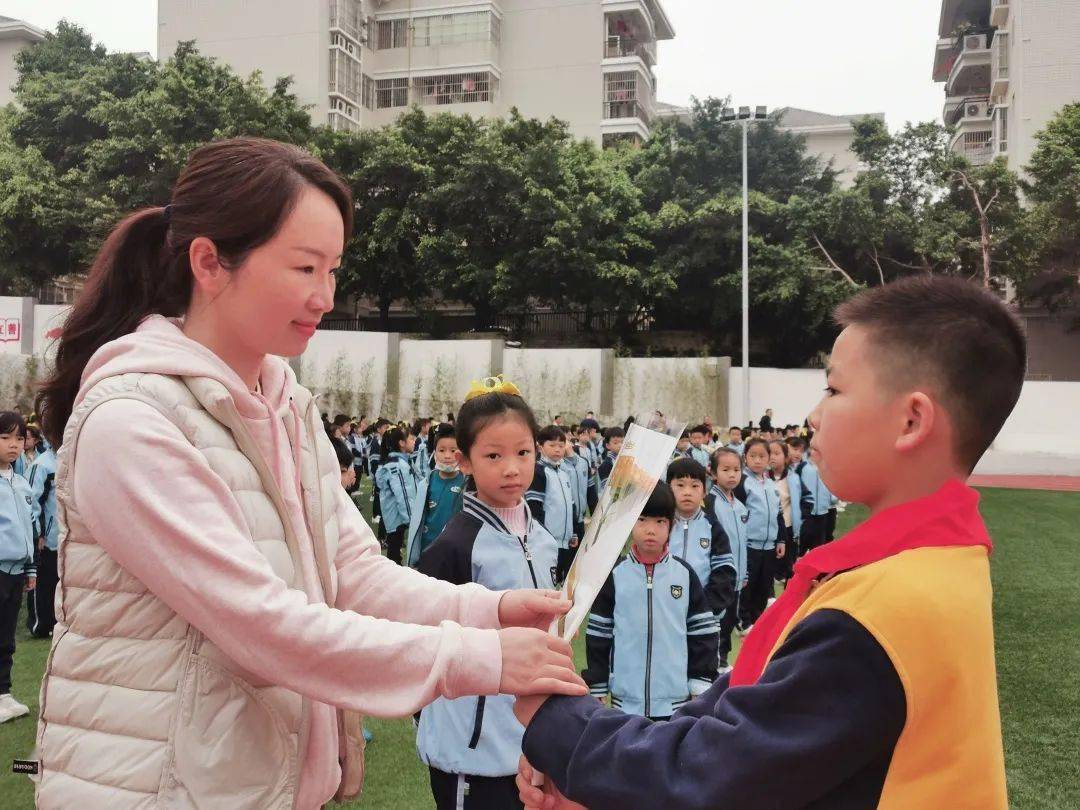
[465, 375, 523, 402]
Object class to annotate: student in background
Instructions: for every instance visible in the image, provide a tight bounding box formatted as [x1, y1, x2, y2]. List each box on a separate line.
[0, 411, 34, 723]
[405, 424, 466, 569]
[528, 426, 578, 585]
[374, 425, 418, 565]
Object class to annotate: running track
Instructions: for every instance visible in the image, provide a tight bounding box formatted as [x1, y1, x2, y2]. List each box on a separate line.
[967, 475, 1080, 492]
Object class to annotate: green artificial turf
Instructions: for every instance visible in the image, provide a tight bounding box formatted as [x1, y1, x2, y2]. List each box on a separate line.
[0, 487, 1075, 808]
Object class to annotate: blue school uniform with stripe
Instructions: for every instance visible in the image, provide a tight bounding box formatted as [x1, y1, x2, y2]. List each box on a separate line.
[688, 445, 711, 469]
[785, 465, 805, 540]
[28, 449, 58, 552]
[525, 458, 575, 548]
[583, 550, 719, 718]
[373, 451, 417, 533]
[671, 508, 737, 617]
[415, 493, 558, 777]
[404, 469, 465, 568]
[736, 472, 786, 551]
[796, 459, 834, 517]
[561, 450, 589, 522]
[0, 468, 35, 577]
[709, 485, 749, 589]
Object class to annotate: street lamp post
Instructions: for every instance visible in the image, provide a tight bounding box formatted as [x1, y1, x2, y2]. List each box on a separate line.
[721, 104, 768, 427]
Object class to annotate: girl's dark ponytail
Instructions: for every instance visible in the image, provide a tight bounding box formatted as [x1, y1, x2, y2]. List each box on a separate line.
[36, 137, 353, 449]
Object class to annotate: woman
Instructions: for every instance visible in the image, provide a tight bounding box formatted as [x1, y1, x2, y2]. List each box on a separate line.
[33, 138, 583, 809]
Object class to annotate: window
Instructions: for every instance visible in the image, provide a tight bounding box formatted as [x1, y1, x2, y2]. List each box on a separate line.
[329, 0, 362, 41]
[414, 71, 497, 106]
[604, 71, 639, 119]
[376, 18, 409, 50]
[329, 111, 360, 133]
[997, 106, 1009, 152]
[413, 12, 500, 47]
[376, 77, 410, 109]
[362, 74, 375, 110]
[329, 49, 361, 102]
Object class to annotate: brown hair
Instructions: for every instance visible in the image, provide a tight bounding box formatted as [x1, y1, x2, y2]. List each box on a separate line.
[36, 137, 353, 448]
[834, 276, 1026, 472]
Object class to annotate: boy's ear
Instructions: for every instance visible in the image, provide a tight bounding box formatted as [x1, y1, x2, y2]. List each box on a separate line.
[454, 449, 472, 475]
[895, 391, 936, 454]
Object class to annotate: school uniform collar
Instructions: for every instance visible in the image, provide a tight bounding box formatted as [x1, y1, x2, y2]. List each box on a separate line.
[389, 451, 411, 462]
[539, 456, 562, 470]
[628, 546, 670, 567]
[462, 492, 534, 537]
[676, 508, 704, 524]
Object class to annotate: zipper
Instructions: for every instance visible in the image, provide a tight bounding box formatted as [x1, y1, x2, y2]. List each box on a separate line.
[645, 569, 654, 718]
[468, 696, 486, 749]
[518, 535, 539, 588]
[681, 519, 690, 560]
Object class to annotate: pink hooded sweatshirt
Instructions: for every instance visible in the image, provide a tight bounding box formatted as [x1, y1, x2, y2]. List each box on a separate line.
[68, 316, 504, 807]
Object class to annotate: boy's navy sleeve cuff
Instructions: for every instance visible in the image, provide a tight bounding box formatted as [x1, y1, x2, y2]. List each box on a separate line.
[522, 694, 603, 786]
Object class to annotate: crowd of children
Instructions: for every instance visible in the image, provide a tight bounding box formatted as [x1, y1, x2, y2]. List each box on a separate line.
[315, 392, 838, 809]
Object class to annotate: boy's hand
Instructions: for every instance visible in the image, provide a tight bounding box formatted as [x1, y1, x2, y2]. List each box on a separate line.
[776, 542, 786, 559]
[516, 756, 587, 810]
[24, 576, 36, 592]
[499, 590, 573, 631]
[513, 693, 550, 727]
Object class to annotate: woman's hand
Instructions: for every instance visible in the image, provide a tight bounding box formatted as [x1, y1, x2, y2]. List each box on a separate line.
[498, 627, 587, 697]
[499, 590, 573, 631]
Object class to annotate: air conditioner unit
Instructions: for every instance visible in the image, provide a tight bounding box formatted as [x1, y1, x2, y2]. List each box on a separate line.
[964, 34, 987, 51]
[966, 103, 981, 118]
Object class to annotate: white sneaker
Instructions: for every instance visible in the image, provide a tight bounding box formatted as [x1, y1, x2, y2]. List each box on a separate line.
[717, 665, 733, 676]
[766, 597, 777, 609]
[0, 694, 30, 723]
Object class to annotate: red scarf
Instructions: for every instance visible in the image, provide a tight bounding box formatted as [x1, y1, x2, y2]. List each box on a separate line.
[730, 479, 992, 687]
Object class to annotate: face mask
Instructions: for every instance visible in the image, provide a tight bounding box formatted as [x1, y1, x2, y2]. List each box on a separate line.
[436, 462, 458, 474]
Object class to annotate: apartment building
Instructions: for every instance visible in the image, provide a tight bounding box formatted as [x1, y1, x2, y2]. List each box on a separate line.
[0, 15, 46, 106]
[933, 0, 1080, 171]
[158, 0, 675, 146]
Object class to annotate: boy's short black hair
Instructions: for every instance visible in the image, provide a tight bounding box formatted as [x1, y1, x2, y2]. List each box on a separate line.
[603, 427, 625, 447]
[711, 447, 742, 471]
[331, 437, 353, 471]
[728, 426, 742, 434]
[689, 424, 709, 437]
[667, 458, 708, 487]
[678, 429, 690, 440]
[835, 276, 1026, 471]
[537, 425, 567, 444]
[640, 481, 676, 524]
[429, 422, 456, 448]
[786, 436, 808, 451]
[580, 418, 600, 431]
[0, 411, 26, 438]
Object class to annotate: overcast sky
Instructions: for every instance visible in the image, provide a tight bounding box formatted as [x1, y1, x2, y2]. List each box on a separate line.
[5, 0, 945, 130]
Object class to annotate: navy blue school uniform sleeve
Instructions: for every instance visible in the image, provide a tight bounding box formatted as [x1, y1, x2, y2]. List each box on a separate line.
[526, 462, 547, 524]
[416, 514, 476, 586]
[705, 514, 736, 615]
[597, 455, 614, 484]
[582, 571, 617, 699]
[522, 608, 906, 810]
[681, 563, 719, 691]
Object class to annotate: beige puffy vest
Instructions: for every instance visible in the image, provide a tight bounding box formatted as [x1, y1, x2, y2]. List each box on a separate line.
[34, 371, 363, 809]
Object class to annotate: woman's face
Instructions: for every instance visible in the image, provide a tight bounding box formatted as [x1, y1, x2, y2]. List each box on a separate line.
[191, 185, 344, 361]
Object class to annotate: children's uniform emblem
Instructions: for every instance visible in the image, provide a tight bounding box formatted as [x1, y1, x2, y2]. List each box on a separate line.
[700, 537, 710, 549]
[670, 585, 683, 599]
[451, 486, 462, 494]
[741, 514, 750, 523]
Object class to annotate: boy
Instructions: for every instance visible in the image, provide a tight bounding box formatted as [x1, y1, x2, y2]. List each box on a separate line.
[582, 482, 719, 720]
[596, 428, 624, 495]
[516, 276, 1020, 808]
[725, 426, 744, 457]
[666, 459, 736, 624]
[0, 411, 35, 723]
[25, 436, 58, 638]
[790, 436, 835, 555]
[687, 425, 711, 469]
[562, 428, 589, 543]
[707, 447, 749, 669]
[672, 430, 691, 460]
[528, 426, 578, 583]
[579, 418, 602, 513]
[404, 424, 466, 568]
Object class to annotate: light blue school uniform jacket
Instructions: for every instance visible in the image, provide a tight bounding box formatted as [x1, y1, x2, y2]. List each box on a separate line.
[734, 472, 788, 552]
[374, 451, 418, 533]
[28, 449, 58, 552]
[583, 550, 719, 718]
[526, 458, 576, 547]
[416, 493, 559, 777]
[709, 485, 749, 589]
[0, 468, 35, 576]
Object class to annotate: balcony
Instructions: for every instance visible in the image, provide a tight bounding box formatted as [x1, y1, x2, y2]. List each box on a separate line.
[991, 31, 1010, 99]
[951, 125, 994, 166]
[943, 95, 991, 127]
[604, 34, 657, 65]
[329, 0, 365, 44]
[946, 32, 992, 96]
[990, 0, 1010, 28]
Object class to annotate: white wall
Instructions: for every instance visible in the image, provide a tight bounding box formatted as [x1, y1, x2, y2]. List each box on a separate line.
[995, 380, 1080, 456]
[612, 356, 726, 426]
[503, 347, 602, 423]
[727, 366, 827, 429]
[397, 338, 495, 419]
[296, 330, 390, 418]
[32, 305, 71, 358]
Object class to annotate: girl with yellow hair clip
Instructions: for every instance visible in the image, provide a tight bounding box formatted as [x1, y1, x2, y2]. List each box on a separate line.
[415, 375, 584, 809]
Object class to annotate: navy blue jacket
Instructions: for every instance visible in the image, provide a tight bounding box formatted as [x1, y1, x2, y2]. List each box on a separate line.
[524, 609, 906, 809]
